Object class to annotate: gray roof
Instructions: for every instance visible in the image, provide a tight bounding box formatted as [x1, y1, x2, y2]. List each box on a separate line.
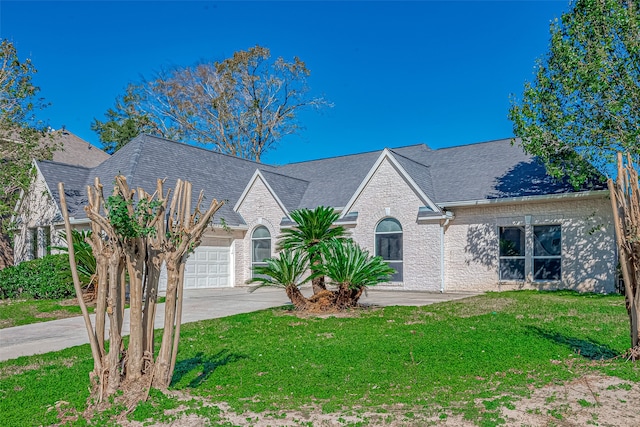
[37, 135, 602, 227]
[50, 130, 110, 168]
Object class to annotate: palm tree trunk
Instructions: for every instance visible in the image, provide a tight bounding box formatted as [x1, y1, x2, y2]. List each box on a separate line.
[285, 285, 309, 310]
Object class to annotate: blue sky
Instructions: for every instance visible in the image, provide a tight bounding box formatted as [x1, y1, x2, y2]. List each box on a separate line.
[1, 1, 569, 164]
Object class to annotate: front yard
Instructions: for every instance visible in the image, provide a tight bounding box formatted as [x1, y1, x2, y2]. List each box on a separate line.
[0, 290, 638, 426]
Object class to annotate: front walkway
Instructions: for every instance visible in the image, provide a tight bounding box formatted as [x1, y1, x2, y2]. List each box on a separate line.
[0, 287, 479, 362]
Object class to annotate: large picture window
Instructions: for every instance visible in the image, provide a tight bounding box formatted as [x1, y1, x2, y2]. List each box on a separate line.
[251, 226, 271, 277]
[499, 224, 562, 282]
[375, 218, 403, 281]
[499, 226, 525, 280]
[533, 225, 561, 281]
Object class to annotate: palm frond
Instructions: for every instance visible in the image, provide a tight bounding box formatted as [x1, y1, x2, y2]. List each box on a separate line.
[246, 249, 309, 290]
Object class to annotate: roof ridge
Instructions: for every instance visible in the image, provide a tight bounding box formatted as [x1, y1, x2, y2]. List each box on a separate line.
[388, 148, 431, 168]
[433, 137, 518, 152]
[36, 159, 94, 171]
[282, 143, 430, 166]
[137, 133, 277, 169]
[259, 168, 311, 184]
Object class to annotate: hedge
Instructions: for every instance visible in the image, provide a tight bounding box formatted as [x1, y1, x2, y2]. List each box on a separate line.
[0, 254, 75, 300]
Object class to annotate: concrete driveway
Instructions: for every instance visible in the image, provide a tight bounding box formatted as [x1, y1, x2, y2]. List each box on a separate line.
[0, 287, 478, 362]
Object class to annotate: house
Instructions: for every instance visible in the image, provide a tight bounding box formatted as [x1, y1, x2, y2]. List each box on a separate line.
[13, 134, 617, 293]
[1, 130, 109, 268]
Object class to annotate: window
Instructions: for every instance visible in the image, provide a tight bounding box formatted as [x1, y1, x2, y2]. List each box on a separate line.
[29, 227, 38, 260]
[251, 226, 271, 277]
[533, 225, 561, 281]
[375, 218, 403, 281]
[499, 226, 525, 280]
[42, 226, 51, 257]
[499, 224, 562, 282]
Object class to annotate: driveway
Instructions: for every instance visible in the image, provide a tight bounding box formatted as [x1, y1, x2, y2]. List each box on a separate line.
[0, 287, 479, 362]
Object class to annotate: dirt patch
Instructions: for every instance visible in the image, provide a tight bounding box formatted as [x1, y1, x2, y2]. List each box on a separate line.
[85, 375, 640, 426]
[499, 374, 640, 427]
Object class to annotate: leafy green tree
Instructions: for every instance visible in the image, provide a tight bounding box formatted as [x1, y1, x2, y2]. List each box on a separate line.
[0, 39, 54, 267]
[93, 45, 328, 160]
[509, 0, 640, 188]
[248, 249, 310, 310]
[91, 84, 181, 154]
[315, 239, 395, 309]
[277, 206, 348, 294]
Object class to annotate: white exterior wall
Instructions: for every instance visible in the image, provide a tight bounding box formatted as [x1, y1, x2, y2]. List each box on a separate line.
[345, 159, 442, 291]
[13, 170, 62, 263]
[235, 177, 287, 285]
[443, 196, 616, 293]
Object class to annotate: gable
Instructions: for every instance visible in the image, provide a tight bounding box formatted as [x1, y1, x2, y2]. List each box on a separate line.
[235, 172, 288, 225]
[342, 150, 441, 218]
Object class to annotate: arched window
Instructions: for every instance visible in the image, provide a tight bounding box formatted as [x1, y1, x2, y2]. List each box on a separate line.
[375, 218, 403, 281]
[251, 226, 271, 276]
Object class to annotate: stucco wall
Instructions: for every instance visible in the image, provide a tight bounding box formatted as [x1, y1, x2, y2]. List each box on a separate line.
[235, 176, 287, 285]
[443, 196, 616, 293]
[345, 158, 443, 291]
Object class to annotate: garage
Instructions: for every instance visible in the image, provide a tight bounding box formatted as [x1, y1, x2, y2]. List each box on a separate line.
[159, 243, 232, 291]
[183, 246, 231, 289]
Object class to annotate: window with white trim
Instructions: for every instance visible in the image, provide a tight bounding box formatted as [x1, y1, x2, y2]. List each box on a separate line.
[533, 225, 561, 281]
[499, 226, 525, 281]
[251, 226, 271, 277]
[375, 218, 403, 281]
[499, 224, 562, 282]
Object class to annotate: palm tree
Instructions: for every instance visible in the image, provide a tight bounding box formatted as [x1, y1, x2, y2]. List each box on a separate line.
[51, 229, 97, 291]
[315, 239, 395, 308]
[277, 206, 348, 294]
[247, 249, 310, 310]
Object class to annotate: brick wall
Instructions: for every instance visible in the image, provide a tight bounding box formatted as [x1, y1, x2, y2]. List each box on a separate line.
[236, 176, 287, 285]
[346, 158, 443, 291]
[443, 196, 616, 293]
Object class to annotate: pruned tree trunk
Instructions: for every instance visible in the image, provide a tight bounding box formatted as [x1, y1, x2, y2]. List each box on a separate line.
[59, 175, 224, 412]
[608, 152, 640, 359]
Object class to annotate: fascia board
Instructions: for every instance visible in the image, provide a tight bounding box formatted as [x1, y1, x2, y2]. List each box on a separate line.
[341, 149, 442, 218]
[437, 189, 610, 208]
[10, 160, 61, 224]
[233, 170, 290, 219]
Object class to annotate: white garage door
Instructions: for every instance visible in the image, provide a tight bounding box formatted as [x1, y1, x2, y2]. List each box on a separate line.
[183, 246, 231, 289]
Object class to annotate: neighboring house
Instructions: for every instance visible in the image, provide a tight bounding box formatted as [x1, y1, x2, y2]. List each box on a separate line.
[13, 134, 617, 293]
[8, 130, 109, 265]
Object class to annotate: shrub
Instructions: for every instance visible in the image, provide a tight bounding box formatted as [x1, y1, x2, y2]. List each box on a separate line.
[0, 254, 75, 299]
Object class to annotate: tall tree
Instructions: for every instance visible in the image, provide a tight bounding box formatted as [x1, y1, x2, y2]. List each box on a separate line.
[510, 0, 640, 355]
[93, 45, 328, 161]
[0, 39, 54, 267]
[509, 0, 640, 188]
[91, 85, 176, 154]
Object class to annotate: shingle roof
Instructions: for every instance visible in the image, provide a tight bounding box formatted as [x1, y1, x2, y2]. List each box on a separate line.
[38, 135, 602, 227]
[276, 149, 382, 209]
[50, 130, 110, 167]
[37, 161, 92, 218]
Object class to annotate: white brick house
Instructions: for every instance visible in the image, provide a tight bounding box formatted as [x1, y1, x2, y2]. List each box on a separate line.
[14, 134, 617, 293]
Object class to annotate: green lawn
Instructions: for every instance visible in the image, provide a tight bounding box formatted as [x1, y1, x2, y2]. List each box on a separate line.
[0, 296, 166, 329]
[0, 291, 637, 426]
[0, 298, 89, 329]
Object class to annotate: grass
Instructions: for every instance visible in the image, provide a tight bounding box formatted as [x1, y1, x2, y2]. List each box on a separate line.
[0, 290, 638, 426]
[0, 298, 89, 329]
[0, 296, 167, 329]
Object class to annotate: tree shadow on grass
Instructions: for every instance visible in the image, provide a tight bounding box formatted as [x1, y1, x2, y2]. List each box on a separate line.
[172, 349, 247, 388]
[528, 326, 620, 360]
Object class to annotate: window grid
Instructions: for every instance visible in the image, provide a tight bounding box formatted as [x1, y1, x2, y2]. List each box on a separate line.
[499, 224, 562, 282]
